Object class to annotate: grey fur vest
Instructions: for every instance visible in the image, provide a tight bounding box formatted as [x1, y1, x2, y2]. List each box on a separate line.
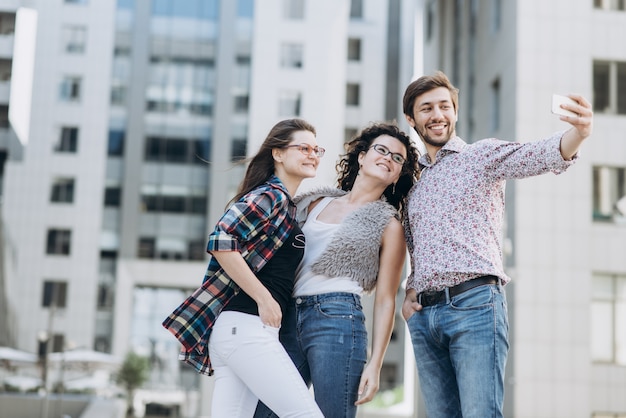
[294, 187, 399, 293]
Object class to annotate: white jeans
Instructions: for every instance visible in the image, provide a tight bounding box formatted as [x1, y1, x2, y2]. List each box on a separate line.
[208, 311, 323, 418]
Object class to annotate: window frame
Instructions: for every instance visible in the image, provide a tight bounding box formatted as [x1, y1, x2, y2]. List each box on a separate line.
[46, 229, 72, 255]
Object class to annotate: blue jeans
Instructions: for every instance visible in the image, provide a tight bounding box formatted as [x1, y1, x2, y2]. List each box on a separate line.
[255, 292, 367, 418]
[406, 283, 509, 418]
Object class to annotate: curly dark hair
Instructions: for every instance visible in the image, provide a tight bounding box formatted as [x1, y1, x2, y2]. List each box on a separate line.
[336, 122, 420, 214]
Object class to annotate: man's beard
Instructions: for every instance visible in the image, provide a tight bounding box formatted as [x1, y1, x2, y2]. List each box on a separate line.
[412, 124, 454, 148]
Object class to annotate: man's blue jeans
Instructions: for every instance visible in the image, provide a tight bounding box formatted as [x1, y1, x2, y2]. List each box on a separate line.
[255, 292, 367, 418]
[406, 283, 509, 418]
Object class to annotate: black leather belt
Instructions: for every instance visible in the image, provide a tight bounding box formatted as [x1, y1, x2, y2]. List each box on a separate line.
[417, 275, 499, 307]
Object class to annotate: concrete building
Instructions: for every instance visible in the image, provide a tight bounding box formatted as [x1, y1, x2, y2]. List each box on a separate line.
[421, 0, 626, 417]
[0, 0, 18, 349]
[0, 0, 419, 415]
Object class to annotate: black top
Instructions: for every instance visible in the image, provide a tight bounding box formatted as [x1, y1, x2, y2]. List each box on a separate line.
[222, 223, 305, 316]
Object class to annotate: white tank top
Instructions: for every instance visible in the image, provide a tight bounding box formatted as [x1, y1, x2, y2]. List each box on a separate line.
[293, 197, 363, 297]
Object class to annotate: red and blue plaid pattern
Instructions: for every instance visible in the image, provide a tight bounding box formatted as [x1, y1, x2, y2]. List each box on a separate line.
[162, 176, 296, 375]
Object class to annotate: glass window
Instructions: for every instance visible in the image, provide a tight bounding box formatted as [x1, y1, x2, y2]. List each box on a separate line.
[138, 237, 156, 258]
[46, 229, 71, 255]
[594, 0, 626, 10]
[188, 240, 205, 260]
[350, 0, 363, 18]
[152, 0, 219, 20]
[50, 178, 75, 203]
[0, 105, 7, 128]
[164, 139, 188, 163]
[193, 139, 211, 163]
[231, 138, 247, 162]
[146, 59, 214, 116]
[592, 166, 626, 223]
[145, 137, 162, 162]
[162, 196, 185, 213]
[281, 43, 303, 68]
[593, 61, 611, 113]
[56, 127, 78, 153]
[492, 0, 502, 32]
[59, 76, 82, 102]
[189, 197, 207, 215]
[108, 130, 125, 156]
[425, 0, 435, 41]
[42, 281, 68, 308]
[237, 0, 254, 18]
[111, 84, 127, 106]
[104, 187, 122, 207]
[283, 0, 305, 19]
[97, 283, 115, 309]
[278, 91, 301, 117]
[591, 274, 626, 365]
[347, 38, 361, 61]
[491, 78, 500, 133]
[618, 62, 626, 114]
[117, 0, 134, 9]
[62, 25, 87, 54]
[234, 93, 249, 113]
[346, 83, 360, 106]
[344, 127, 358, 143]
[593, 60, 626, 115]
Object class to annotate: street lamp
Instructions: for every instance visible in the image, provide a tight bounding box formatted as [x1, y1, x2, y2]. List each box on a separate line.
[37, 330, 50, 418]
[37, 330, 49, 390]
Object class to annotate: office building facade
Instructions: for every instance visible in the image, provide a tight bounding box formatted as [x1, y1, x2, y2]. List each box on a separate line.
[422, 0, 626, 417]
[1, 0, 417, 414]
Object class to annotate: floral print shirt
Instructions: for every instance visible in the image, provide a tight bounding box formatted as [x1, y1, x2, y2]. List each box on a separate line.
[404, 132, 576, 294]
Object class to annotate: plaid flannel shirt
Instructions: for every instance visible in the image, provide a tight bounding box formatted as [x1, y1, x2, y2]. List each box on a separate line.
[162, 175, 297, 376]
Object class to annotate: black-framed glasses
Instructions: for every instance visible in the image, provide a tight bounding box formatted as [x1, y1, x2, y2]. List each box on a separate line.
[284, 144, 326, 158]
[369, 144, 406, 165]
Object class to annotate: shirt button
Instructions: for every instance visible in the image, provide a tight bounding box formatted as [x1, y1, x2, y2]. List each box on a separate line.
[296, 298, 303, 304]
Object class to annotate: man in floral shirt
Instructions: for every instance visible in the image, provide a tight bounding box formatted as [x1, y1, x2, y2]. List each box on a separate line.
[401, 71, 593, 418]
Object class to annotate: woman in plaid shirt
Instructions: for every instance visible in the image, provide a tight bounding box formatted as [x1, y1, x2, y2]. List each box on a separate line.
[164, 119, 324, 417]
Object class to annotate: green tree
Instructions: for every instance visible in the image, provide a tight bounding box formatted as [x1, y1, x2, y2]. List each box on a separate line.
[116, 352, 150, 417]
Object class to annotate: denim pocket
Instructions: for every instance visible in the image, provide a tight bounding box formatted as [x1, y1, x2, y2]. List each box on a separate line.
[317, 301, 358, 319]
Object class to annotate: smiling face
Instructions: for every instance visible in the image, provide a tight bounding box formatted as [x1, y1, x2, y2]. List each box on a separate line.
[405, 86, 457, 151]
[274, 129, 320, 181]
[358, 134, 407, 186]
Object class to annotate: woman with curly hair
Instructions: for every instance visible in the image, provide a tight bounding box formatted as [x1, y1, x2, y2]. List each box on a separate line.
[255, 122, 420, 418]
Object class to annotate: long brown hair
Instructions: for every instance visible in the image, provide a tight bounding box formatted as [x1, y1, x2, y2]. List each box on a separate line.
[336, 122, 420, 214]
[228, 118, 317, 206]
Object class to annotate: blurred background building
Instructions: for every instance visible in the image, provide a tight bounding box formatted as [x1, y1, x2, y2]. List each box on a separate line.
[422, 1, 626, 417]
[0, 0, 418, 416]
[0, 0, 624, 417]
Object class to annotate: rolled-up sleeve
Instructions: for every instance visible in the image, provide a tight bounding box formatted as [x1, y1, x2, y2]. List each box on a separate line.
[206, 192, 275, 253]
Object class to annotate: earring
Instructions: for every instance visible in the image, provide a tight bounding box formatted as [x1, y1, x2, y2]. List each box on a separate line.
[392, 183, 396, 194]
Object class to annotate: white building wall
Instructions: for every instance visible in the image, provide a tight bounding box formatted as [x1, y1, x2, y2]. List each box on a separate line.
[514, 1, 626, 417]
[423, 0, 626, 417]
[248, 0, 350, 192]
[2, 0, 116, 351]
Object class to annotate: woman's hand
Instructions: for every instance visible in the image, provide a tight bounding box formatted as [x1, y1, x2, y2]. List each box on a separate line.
[257, 295, 282, 328]
[355, 363, 380, 405]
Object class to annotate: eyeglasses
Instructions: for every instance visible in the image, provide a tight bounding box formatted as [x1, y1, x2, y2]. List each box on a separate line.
[369, 144, 406, 165]
[284, 144, 326, 158]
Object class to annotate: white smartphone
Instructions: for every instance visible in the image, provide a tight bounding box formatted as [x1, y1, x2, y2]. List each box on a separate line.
[551, 94, 578, 117]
